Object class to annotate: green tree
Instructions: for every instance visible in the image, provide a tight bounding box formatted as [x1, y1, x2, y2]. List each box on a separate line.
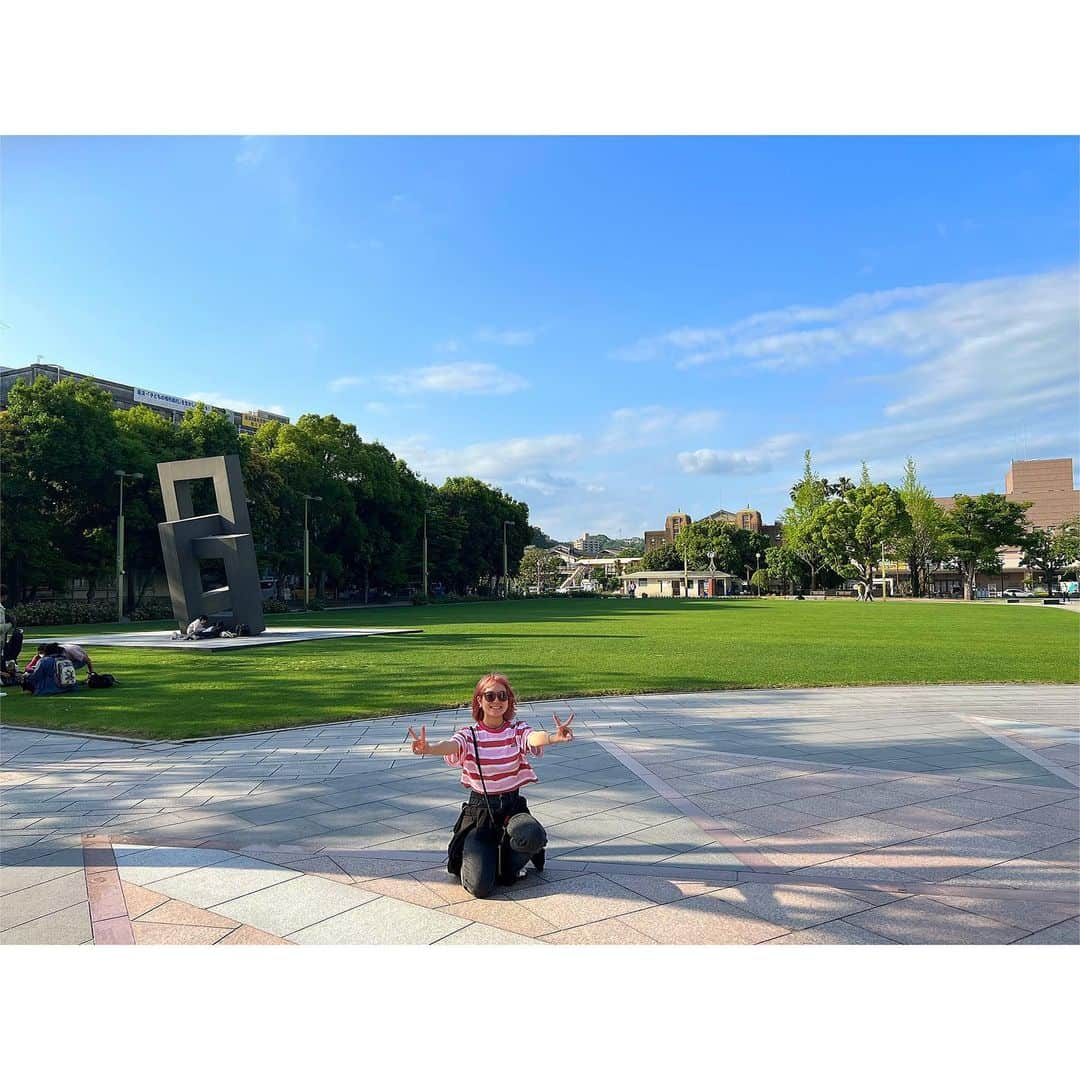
[639, 542, 683, 571]
[673, 519, 738, 573]
[0, 376, 121, 601]
[749, 568, 772, 594]
[782, 450, 829, 590]
[515, 546, 563, 593]
[944, 493, 1030, 601]
[808, 480, 911, 600]
[1053, 515, 1080, 579]
[1019, 524, 1075, 591]
[764, 544, 803, 594]
[897, 457, 948, 597]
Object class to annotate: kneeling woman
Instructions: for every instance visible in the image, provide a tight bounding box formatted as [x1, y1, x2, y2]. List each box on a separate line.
[407, 672, 574, 898]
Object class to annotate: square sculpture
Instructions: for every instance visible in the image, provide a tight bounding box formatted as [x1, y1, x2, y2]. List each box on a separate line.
[157, 455, 266, 634]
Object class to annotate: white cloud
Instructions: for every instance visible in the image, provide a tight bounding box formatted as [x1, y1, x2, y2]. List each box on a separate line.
[677, 433, 803, 475]
[393, 433, 584, 484]
[604, 405, 724, 446]
[329, 376, 364, 392]
[475, 327, 537, 347]
[186, 391, 287, 416]
[381, 361, 529, 395]
[615, 270, 1076, 384]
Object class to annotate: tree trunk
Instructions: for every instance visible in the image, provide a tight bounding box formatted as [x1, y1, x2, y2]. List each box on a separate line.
[963, 563, 975, 601]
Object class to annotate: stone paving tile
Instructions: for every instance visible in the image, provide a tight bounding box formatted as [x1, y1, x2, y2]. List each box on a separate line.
[763, 921, 900, 945]
[407, 868, 476, 906]
[841, 897, 1026, 944]
[942, 857, 1080, 892]
[925, 893, 1078, 933]
[328, 853, 446, 880]
[511, 873, 655, 931]
[217, 923, 294, 945]
[137, 898, 241, 929]
[363, 827, 447, 852]
[778, 794, 899, 820]
[811, 815, 927, 848]
[596, 872, 724, 906]
[119, 881, 170, 919]
[434, 922, 548, 945]
[720, 804, 831, 839]
[961, 786, 1075, 811]
[236, 799, 339, 825]
[545, 811, 650, 847]
[356, 874, 454, 908]
[1008, 803, 1080, 830]
[287, 895, 470, 944]
[0, 901, 93, 945]
[864, 804, 981, 834]
[0, 853, 85, 897]
[540, 918, 659, 945]
[712, 882, 875, 929]
[133, 922, 233, 945]
[141, 855, 302, 909]
[555, 835, 681, 865]
[280, 855, 356, 885]
[0, 871, 89, 932]
[113, 844, 236, 886]
[210, 874, 379, 936]
[618, 892, 789, 945]
[441, 897, 561, 938]
[1013, 918, 1079, 945]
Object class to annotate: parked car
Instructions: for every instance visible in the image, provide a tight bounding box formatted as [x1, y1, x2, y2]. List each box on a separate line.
[1002, 588, 1034, 598]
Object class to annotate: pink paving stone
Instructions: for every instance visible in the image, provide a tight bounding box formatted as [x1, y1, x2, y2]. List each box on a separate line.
[357, 875, 452, 909]
[120, 882, 170, 920]
[540, 918, 660, 945]
[618, 892, 789, 945]
[596, 872, 725, 905]
[136, 899, 241, 929]
[441, 898, 561, 938]
[85, 870, 129, 922]
[217, 924, 294, 945]
[92, 915, 135, 946]
[512, 873, 662, 932]
[842, 896, 1027, 945]
[133, 922, 234, 945]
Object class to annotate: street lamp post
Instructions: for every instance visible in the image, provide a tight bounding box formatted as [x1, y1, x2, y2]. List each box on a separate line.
[755, 551, 761, 596]
[503, 520, 512, 598]
[115, 470, 143, 623]
[422, 511, 429, 598]
[302, 494, 323, 611]
[881, 540, 887, 601]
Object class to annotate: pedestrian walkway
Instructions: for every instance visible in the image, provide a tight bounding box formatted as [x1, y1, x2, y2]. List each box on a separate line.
[2, 684, 1077, 944]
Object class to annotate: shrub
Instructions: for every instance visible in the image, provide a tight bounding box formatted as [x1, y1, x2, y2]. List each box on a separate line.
[8, 599, 118, 627]
[130, 597, 175, 621]
[262, 599, 289, 614]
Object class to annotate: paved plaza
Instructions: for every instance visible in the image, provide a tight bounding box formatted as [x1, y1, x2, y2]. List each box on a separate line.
[1, 684, 1077, 945]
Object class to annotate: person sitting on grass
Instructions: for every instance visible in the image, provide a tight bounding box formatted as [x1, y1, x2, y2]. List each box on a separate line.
[407, 671, 575, 899]
[25, 642, 95, 678]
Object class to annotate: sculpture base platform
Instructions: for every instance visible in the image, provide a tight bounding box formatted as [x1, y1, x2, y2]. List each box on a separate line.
[26, 627, 422, 651]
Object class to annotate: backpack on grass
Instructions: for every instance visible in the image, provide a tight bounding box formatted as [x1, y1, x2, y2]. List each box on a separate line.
[54, 657, 77, 691]
[87, 672, 117, 689]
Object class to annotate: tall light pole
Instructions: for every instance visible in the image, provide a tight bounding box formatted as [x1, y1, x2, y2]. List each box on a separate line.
[881, 539, 887, 601]
[422, 511, 429, 598]
[503, 520, 512, 598]
[755, 551, 761, 596]
[303, 494, 322, 611]
[115, 470, 143, 623]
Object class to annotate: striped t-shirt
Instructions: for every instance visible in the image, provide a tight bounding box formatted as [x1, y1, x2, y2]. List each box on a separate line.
[445, 720, 544, 794]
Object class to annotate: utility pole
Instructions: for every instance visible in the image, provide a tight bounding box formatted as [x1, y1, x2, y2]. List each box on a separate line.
[303, 494, 322, 610]
[503, 520, 512, 598]
[422, 511, 429, 597]
[115, 470, 143, 623]
[881, 540, 887, 601]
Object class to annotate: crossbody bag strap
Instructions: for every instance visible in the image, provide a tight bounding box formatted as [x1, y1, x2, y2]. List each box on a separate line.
[470, 727, 499, 828]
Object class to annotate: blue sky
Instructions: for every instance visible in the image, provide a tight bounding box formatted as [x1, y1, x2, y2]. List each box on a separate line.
[3, 136, 1078, 539]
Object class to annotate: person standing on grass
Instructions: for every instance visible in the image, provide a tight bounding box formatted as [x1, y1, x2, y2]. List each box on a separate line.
[407, 671, 575, 899]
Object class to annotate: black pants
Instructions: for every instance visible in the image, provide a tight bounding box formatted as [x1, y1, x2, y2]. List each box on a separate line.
[460, 796, 547, 899]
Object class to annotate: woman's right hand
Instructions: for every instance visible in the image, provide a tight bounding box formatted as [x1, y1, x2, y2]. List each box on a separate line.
[407, 725, 429, 755]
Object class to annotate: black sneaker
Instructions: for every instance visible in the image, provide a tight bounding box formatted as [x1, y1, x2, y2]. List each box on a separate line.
[530, 848, 546, 873]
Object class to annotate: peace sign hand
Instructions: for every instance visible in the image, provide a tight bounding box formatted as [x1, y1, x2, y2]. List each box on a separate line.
[407, 725, 429, 755]
[550, 712, 574, 743]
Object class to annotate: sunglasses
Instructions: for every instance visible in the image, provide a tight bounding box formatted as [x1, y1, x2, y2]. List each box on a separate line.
[481, 690, 509, 703]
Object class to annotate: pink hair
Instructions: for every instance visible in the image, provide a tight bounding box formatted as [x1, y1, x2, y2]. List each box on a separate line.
[471, 672, 517, 725]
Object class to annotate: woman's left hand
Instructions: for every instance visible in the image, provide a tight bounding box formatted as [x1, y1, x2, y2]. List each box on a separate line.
[550, 712, 574, 743]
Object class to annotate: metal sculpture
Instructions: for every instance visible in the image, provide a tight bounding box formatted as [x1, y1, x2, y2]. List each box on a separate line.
[156, 455, 266, 634]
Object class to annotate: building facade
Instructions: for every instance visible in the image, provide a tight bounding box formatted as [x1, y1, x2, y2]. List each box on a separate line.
[621, 569, 738, 598]
[0, 363, 289, 434]
[644, 512, 692, 551]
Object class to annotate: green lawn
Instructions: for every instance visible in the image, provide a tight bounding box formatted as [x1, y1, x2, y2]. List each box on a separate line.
[2, 598, 1076, 740]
